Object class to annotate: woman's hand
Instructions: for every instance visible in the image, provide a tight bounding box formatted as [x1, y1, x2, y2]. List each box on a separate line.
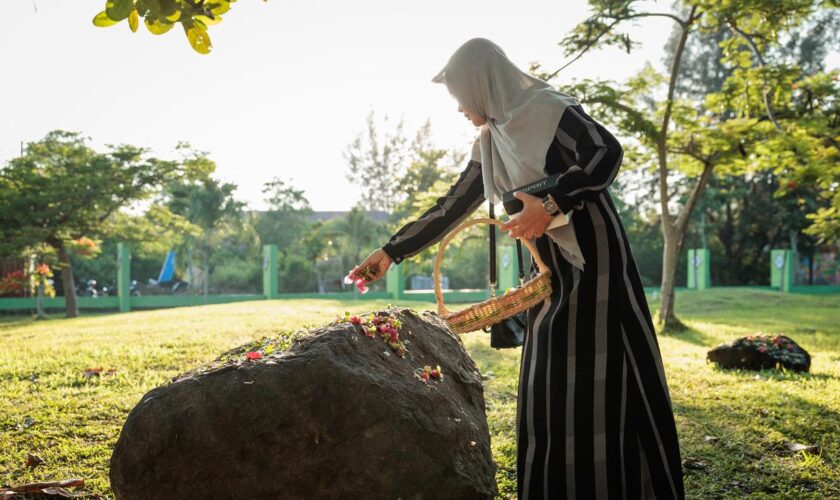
[500, 191, 553, 240]
[351, 248, 393, 284]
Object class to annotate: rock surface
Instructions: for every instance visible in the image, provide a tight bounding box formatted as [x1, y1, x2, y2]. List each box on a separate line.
[707, 333, 811, 372]
[110, 308, 497, 499]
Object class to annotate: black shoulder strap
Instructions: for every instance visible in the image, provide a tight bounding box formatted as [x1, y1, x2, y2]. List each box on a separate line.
[489, 202, 496, 294]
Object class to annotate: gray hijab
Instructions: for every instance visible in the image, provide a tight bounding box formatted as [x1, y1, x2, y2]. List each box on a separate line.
[432, 38, 586, 270]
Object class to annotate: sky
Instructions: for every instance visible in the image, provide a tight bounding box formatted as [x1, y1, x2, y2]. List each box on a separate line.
[2, 1, 832, 211]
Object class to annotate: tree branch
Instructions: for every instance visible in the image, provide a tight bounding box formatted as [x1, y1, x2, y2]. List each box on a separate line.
[545, 11, 689, 80]
[727, 21, 784, 132]
[657, 5, 698, 227]
[675, 160, 715, 242]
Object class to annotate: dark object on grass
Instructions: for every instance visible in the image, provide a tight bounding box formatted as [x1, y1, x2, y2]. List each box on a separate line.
[110, 308, 497, 500]
[0, 478, 85, 497]
[706, 333, 810, 372]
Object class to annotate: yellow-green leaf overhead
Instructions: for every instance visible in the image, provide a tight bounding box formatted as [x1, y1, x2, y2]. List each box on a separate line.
[92, 10, 118, 27]
[128, 9, 139, 32]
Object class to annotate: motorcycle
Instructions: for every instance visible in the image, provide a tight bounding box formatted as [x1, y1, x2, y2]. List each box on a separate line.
[78, 279, 99, 298]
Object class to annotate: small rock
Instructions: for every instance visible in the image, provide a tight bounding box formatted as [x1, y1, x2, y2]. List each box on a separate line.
[784, 441, 819, 454]
[703, 435, 719, 444]
[25, 453, 45, 469]
[682, 456, 707, 470]
[707, 334, 810, 372]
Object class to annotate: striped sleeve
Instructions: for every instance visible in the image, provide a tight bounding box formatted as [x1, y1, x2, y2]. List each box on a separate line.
[548, 104, 623, 213]
[382, 159, 485, 264]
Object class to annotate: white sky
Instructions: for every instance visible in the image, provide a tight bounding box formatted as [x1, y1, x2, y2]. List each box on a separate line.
[3, 1, 832, 211]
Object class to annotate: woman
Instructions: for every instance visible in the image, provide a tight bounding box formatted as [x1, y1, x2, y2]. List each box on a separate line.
[351, 38, 685, 500]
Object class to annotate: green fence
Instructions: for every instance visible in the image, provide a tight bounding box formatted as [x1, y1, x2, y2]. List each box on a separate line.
[2, 244, 837, 313]
[0, 244, 517, 313]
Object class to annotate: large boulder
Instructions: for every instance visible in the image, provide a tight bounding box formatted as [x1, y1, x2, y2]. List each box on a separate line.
[110, 308, 498, 499]
[707, 333, 811, 372]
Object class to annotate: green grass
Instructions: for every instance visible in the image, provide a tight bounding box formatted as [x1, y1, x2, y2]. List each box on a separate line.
[1, 289, 838, 498]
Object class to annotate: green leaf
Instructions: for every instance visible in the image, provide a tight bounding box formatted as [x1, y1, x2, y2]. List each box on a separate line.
[105, 0, 135, 22]
[184, 23, 212, 55]
[144, 17, 174, 35]
[195, 14, 221, 26]
[208, 1, 232, 16]
[128, 9, 139, 32]
[92, 10, 118, 27]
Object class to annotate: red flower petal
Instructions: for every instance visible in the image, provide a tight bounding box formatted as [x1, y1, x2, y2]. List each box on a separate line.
[246, 351, 262, 360]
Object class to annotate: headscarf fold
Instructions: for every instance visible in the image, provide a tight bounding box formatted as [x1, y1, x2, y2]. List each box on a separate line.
[432, 38, 586, 270]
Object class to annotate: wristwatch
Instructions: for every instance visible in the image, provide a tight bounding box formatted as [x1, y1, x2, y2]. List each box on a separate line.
[542, 194, 560, 216]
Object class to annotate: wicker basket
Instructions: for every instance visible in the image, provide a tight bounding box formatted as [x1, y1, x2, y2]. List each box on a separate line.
[434, 217, 553, 334]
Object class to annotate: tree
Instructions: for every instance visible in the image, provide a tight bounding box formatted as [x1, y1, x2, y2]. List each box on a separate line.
[254, 177, 313, 254]
[321, 208, 388, 273]
[91, 0, 254, 54]
[161, 149, 244, 298]
[684, 171, 826, 285]
[344, 111, 411, 214]
[533, 0, 838, 330]
[665, 10, 839, 282]
[0, 130, 183, 317]
[391, 120, 467, 223]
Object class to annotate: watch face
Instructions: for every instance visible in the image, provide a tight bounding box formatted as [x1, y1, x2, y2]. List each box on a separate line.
[543, 199, 558, 215]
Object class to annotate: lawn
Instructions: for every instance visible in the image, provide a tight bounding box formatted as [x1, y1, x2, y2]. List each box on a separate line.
[1, 288, 838, 498]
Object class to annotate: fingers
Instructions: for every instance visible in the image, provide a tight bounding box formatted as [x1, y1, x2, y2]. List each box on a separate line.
[505, 221, 543, 240]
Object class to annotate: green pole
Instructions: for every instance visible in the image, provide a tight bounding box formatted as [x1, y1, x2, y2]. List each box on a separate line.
[687, 248, 711, 289]
[498, 245, 518, 292]
[687, 249, 696, 289]
[117, 242, 131, 312]
[770, 249, 792, 291]
[386, 264, 404, 301]
[263, 245, 279, 299]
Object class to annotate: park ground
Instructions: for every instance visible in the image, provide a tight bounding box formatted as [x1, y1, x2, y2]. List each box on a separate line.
[1, 288, 838, 498]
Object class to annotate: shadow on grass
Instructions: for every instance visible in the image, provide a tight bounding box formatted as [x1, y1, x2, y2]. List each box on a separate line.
[708, 363, 840, 382]
[676, 370, 840, 497]
[656, 324, 718, 348]
[0, 316, 37, 330]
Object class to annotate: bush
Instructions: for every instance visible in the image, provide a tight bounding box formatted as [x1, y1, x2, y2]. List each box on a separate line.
[211, 259, 262, 293]
[280, 254, 318, 293]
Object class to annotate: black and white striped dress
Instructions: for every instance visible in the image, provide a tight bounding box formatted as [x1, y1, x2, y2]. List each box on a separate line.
[382, 104, 685, 500]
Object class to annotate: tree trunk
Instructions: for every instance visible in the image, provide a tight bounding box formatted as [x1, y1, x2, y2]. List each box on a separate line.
[188, 247, 196, 295]
[36, 276, 46, 320]
[658, 224, 685, 331]
[789, 229, 799, 285]
[57, 244, 79, 318]
[203, 257, 210, 302]
[654, 7, 697, 332]
[658, 160, 713, 331]
[203, 234, 213, 300]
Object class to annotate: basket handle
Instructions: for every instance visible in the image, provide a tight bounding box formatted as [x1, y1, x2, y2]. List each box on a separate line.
[433, 217, 551, 316]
